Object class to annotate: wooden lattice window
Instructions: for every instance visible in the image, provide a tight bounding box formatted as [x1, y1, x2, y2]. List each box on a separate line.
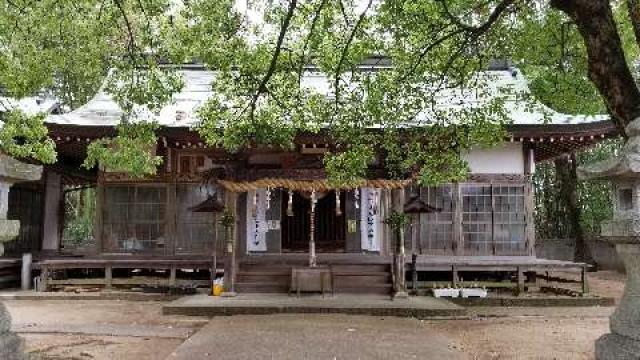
[103, 185, 167, 253]
[461, 183, 528, 255]
[492, 185, 526, 255]
[462, 184, 493, 255]
[419, 186, 454, 255]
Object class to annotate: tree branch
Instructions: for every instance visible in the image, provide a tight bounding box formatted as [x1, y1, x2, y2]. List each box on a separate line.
[246, 0, 298, 121]
[552, 0, 640, 132]
[298, 0, 328, 85]
[113, 0, 138, 63]
[334, 0, 374, 108]
[403, 0, 514, 82]
[439, 0, 515, 35]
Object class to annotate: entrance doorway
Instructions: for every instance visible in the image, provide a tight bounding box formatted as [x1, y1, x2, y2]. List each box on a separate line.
[281, 190, 346, 252]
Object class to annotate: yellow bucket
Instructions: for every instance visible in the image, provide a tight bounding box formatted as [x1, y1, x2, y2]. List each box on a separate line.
[212, 284, 223, 296]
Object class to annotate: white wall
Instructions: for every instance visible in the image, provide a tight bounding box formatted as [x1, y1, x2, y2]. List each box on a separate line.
[463, 142, 524, 174]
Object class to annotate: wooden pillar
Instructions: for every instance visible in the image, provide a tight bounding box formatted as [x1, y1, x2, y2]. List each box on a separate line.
[169, 265, 177, 286]
[381, 188, 392, 256]
[105, 265, 113, 289]
[525, 179, 536, 256]
[391, 188, 408, 299]
[223, 191, 238, 296]
[516, 266, 525, 295]
[42, 172, 62, 252]
[581, 265, 590, 295]
[21, 253, 32, 291]
[452, 265, 459, 287]
[94, 173, 105, 253]
[411, 253, 418, 294]
[40, 265, 49, 292]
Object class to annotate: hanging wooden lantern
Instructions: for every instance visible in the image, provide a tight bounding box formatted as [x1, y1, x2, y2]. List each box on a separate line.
[287, 189, 294, 217]
[335, 190, 342, 216]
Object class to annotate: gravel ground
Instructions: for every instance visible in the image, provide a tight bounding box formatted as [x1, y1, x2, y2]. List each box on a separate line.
[1, 270, 626, 360]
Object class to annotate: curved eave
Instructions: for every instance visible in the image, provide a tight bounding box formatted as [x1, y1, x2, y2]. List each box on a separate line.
[506, 120, 620, 162]
[48, 119, 620, 164]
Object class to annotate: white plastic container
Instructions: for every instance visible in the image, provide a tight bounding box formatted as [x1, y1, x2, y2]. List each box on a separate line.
[433, 288, 460, 298]
[460, 288, 488, 298]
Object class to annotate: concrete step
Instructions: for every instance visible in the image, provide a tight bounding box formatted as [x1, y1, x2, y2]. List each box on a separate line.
[330, 264, 389, 273]
[333, 283, 393, 295]
[237, 274, 290, 284]
[236, 282, 290, 293]
[332, 275, 391, 286]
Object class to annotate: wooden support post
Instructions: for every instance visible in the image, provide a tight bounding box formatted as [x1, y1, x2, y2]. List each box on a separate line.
[581, 266, 590, 295]
[525, 180, 536, 256]
[411, 214, 418, 255]
[210, 255, 217, 288]
[223, 191, 238, 296]
[169, 266, 177, 287]
[411, 253, 418, 293]
[21, 253, 32, 291]
[105, 266, 113, 289]
[94, 173, 105, 253]
[42, 172, 62, 251]
[391, 188, 408, 299]
[517, 267, 525, 295]
[40, 265, 49, 292]
[452, 266, 459, 287]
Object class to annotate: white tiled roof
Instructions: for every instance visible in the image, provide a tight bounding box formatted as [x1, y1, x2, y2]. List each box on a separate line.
[0, 96, 59, 116]
[45, 67, 610, 128]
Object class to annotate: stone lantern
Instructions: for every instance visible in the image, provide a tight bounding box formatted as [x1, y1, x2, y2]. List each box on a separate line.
[579, 120, 640, 359]
[0, 152, 42, 360]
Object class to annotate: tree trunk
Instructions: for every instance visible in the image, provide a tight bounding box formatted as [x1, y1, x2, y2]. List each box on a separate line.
[554, 153, 594, 264]
[551, 0, 640, 133]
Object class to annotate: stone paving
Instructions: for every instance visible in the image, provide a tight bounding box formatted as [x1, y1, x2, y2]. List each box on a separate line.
[163, 293, 465, 318]
[167, 314, 466, 360]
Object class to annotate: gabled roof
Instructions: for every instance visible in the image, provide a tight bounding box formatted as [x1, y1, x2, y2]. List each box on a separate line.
[0, 96, 59, 116]
[45, 65, 610, 128]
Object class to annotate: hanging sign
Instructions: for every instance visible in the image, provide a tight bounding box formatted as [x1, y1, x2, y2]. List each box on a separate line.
[360, 188, 380, 252]
[247, 188, 268, 252]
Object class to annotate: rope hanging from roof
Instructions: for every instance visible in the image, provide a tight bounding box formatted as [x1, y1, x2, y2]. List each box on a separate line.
[217, 178, 411, 193]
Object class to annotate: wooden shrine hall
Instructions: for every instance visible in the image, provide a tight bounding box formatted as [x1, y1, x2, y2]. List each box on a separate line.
[1, 65, 619, 295]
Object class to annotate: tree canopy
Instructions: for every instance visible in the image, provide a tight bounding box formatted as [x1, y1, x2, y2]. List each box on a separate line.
[0, 0, 638, 184]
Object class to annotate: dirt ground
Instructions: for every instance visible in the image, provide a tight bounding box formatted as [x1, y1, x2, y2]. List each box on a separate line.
[2, 270, 627, 360]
